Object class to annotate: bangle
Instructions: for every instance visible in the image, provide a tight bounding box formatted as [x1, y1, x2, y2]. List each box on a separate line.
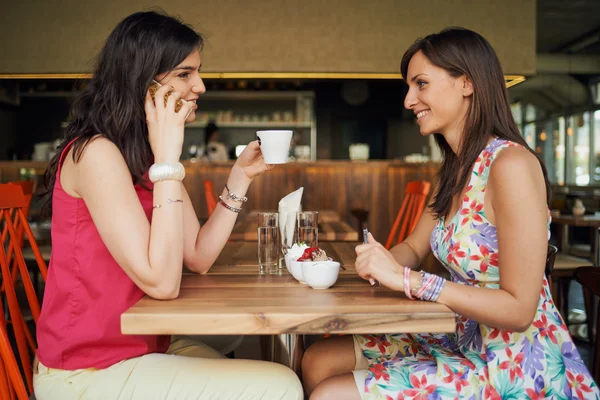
[410, 270, 425, 297]
[149, 162, 186, 183]
[403, 267, 414, 300]
[153, 198, 183, 209]
[225, 184, 248, 203]
[420, 274, 446, 302]
[416, 274, 435, 298]
[218, 195, 242, 213]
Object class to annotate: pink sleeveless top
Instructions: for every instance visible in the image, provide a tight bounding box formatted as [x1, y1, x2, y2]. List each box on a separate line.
[36, 140, 170, 370]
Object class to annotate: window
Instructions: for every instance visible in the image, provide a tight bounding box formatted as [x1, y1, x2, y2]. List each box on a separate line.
[566, 113, 590, 185]
[593, 110, 600, 184]
[544, 117, 565, 185]
[593, 82, 600, 105]
[524, 123, 536, 149]
[511, 102, 522, 132]
[525, 104, 536, 123]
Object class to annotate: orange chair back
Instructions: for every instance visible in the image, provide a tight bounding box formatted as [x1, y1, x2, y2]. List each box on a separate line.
[3, 181, 36, 291]
[204, 180, 218, 216]
[0, 184, 48, 397]
[385, 181, 431, 250]
[0, 311, 30, 400]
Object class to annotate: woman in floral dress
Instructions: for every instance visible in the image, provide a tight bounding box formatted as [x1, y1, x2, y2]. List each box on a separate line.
[302, 27, 599, 400]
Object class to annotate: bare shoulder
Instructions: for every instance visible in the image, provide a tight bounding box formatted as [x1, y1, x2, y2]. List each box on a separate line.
[72, 136, 133, 196]
[76, 135, 125, 168]
[488, 145, 543, 187]
[487, 144, 546, 209]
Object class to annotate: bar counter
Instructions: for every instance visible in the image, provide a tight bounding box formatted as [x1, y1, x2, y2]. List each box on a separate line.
[181, 160, 439, 243]
[0, 160, 443, 272]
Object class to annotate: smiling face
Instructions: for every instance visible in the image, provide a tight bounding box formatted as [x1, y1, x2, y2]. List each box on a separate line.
[155, 49, 206, 123]
[403, 51, 473, 144]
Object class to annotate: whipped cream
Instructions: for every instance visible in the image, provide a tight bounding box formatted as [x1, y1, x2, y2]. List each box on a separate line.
[288, 243, 309, 260]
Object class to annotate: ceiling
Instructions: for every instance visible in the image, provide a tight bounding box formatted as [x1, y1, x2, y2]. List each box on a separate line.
[509, 0, 600, 113]
[537, 0, 600, 54]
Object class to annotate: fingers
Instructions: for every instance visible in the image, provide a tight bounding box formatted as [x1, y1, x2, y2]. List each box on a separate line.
[153, 83, 172, 108]
[165, 90, 182, 111]
[180, 98, 196, 120]
[247, 140, 260, 150]
[367, 232, 377, 243]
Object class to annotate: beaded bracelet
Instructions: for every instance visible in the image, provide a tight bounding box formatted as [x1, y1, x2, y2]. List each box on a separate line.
[403, 267, 414, 300]
[421, 274, 446, 302]
[415, 273, 436, 299]
[225, 184, 248, 203]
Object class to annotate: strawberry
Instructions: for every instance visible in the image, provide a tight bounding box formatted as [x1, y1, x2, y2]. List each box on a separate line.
[297, 247, 319, 261]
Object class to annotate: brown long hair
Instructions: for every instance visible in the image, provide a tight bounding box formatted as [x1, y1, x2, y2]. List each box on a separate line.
[400, 27, 551, 219]
[42, 10, 204, 215]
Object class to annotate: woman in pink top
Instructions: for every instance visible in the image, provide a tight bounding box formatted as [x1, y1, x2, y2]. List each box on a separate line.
[33, 10, 303, 400]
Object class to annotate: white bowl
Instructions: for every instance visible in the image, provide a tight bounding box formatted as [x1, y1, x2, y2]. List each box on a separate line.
[301, 261, 340, 289]
[286, 256, 307, 284]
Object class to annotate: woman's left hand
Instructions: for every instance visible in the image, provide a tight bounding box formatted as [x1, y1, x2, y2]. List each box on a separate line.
[355, 233, 404, 291]
[234, 140, 274, 181]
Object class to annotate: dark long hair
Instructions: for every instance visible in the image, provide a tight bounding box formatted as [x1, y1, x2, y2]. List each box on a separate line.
[43, 10, 203, 214]
[400, 27, 551, 219]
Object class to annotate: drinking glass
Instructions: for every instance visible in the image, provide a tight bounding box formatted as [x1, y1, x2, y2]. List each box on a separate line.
[258, 212, 279, 275]
[297, 211, 318, 248]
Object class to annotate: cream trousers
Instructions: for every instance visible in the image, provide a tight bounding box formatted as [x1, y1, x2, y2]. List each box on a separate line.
[34, 336, 303, 400]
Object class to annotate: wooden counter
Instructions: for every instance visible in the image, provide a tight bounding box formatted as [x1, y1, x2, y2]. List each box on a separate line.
[180, 160, 439, 243]
[0, 160, 442, 271]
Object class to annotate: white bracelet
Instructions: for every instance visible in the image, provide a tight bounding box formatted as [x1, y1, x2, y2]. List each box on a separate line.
[148, 162, 186, 183]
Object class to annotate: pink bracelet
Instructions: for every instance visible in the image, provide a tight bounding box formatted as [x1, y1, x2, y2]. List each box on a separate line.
[415, 275, 435, 299]
[403, 267, 414, 300]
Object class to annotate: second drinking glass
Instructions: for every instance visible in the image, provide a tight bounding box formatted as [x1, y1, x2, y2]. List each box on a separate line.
[297, 211, 318, 248]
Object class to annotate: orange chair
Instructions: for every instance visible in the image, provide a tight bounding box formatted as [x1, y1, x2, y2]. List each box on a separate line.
[0, 305, 30, 400]
[0, 184, 48, 398]
[385, 181, 431, 250]
[3, 181, 35, 291]
[2, 181, 39, 355]
[204, 180, 218, 216]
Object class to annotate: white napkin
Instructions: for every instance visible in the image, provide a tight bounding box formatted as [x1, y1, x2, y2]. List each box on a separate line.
[279, 187, 304, 248]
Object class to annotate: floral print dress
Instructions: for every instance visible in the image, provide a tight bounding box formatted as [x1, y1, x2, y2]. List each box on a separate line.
[355, 138, 599, 399]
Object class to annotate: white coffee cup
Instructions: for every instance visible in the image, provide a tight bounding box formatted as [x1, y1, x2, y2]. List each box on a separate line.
[256, 130, 293, 164]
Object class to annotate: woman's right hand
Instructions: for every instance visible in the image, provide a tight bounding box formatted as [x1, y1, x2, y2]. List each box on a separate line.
[145, 84, 195, 164]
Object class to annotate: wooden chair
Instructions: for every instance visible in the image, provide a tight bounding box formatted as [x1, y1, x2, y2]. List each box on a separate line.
[548, 227, 599, 327]
[384, 181, 431, 249]
[575, 266, 600, 382]
[204, 180, 218, 217]
[545, 244, 558, 283]
[0, 184, 48, 398]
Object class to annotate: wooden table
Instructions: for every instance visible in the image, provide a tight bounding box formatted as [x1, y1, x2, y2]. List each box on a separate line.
[230, 219, 358, 242]
[122, 241, 454, 338]
[552, 214, 600, 264]
[122, 242, 454, 372]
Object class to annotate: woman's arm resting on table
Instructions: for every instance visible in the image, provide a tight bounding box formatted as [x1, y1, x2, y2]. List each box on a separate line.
[436, 146, 548, 331]
[356, 146, 548, 332]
